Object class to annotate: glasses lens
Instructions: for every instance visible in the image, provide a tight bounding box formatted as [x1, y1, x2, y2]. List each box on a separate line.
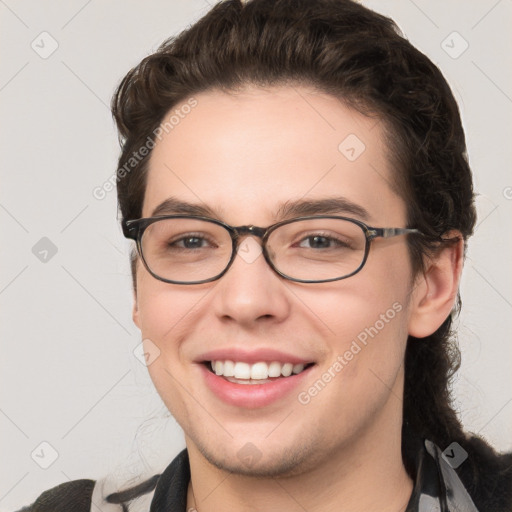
[140, 218, 232, 283]
[267, 218, 367, 281]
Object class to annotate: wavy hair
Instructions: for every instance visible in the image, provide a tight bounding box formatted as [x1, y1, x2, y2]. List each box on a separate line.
[111, 1, 510, 507]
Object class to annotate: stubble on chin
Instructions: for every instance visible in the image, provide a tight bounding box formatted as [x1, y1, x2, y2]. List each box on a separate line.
[190, 432, 323, 478]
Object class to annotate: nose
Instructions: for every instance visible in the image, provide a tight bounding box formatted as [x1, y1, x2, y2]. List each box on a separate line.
[211, 235, 291, 328]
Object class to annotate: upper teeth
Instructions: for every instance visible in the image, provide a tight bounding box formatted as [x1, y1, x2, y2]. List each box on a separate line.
[211, 360, 305, 380]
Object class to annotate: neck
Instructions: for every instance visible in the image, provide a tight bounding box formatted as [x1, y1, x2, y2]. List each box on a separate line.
[185, 401, 413, 512]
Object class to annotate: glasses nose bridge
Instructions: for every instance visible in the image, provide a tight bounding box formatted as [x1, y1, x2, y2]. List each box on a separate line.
[233, 225, 267, 241]
[230, 225, 270, 261]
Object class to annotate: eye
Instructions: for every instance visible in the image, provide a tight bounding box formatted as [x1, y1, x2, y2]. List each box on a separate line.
[297, 234, 350, 249]
[167, 233, 216, 250]
[174, 236, 207, 248]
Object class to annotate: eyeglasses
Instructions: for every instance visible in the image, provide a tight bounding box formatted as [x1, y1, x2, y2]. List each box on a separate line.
[122, 215, 422, 285]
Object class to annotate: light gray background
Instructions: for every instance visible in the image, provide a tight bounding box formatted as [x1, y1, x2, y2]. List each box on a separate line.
[1, 1, 511, 509]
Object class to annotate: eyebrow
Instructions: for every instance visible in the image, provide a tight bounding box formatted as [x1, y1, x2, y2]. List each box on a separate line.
[276, 197, 370, 221]
[150, 196, 370, 222]
[150, 197, 221, 218]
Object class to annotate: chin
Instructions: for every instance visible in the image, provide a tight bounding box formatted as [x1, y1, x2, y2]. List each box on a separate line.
[193, 434, 320, 478]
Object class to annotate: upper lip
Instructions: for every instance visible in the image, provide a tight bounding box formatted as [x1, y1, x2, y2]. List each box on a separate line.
[196, 348, 314, 365]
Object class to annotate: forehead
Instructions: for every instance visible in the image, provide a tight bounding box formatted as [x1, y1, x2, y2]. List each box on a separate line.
[143, 85, 406, 225]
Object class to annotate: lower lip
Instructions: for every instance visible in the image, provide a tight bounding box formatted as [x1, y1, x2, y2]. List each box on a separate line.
[200, 364, 313, 409]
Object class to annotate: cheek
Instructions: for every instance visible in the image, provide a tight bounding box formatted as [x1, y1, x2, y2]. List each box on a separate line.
[294, 249, 412, 386]
[299, 248, 411, 340]
[296, 283, 409, 361]
[135, 275, 211, 416]
[294, 284, 410, 425]
[135, 272, 208, 360]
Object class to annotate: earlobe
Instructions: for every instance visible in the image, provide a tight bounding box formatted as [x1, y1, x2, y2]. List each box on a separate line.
[408, 232, 464, 338]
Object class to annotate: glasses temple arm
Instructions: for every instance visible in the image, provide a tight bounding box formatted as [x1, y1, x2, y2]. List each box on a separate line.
[368, 227, 423, 240]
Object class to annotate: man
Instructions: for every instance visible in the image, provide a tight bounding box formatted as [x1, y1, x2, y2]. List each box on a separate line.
[19, 0, 511, 510]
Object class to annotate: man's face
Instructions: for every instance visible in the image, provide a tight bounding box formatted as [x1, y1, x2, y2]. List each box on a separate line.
[133, 85, 415, 476]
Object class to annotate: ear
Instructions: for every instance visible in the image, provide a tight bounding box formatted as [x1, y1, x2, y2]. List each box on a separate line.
[132, 288, 141, 329]
[131, 252, 141, 328]
[408, 231, 464, 338]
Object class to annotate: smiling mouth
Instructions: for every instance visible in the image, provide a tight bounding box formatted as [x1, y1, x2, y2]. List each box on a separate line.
[204, 360, 315, 384]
